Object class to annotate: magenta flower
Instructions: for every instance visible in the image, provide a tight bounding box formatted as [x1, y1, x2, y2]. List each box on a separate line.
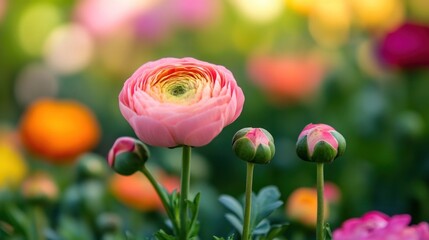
[108, 137, 149, 175]
[333, 211, 429, 240]
[119, 57, 245, 148]
[232, 127, 275, 164]
[378, 22, 429, 69]
[296, 123, 346, 163]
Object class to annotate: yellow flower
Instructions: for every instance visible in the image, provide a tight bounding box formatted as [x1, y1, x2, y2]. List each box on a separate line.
[0, 142, 27, 189]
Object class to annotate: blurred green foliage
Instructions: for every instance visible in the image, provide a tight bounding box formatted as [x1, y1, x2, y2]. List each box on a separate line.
[1, 0, 429, 239]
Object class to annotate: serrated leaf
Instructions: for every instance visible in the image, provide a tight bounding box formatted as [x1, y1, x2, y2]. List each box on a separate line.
[225, 213, 243, 233]
[219, 195, 244, 220]
[253, 219, 270, 235]
[265, 223, 289, 240]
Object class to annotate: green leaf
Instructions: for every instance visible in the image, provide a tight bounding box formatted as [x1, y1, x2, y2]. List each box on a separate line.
[324, 222, 332, 240]
[225, 213, 243, 233]
[154, 229, 176, 240]
[188, 193, 201, 238]
[253, 186, 283, 228]
[265, 223, 289, 240]
[253, 219, 270, 235]
[219, 195, 244, 220]
[213, 234, 235, 240]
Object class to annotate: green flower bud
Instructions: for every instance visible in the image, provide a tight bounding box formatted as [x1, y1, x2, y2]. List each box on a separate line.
[296, 123, 346, 163]
[76, 153, 108, 181]
[108, 137, 149, 175]
[232, 127, 275, 164]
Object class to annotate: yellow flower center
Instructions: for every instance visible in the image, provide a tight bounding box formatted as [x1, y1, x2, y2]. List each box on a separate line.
[148, 66, 211, 105]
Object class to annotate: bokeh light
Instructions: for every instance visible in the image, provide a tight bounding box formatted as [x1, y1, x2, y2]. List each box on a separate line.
[14, 63, 59, 106]
[350, 0, 404, 33]
[229, 0, 285, 24]
[43, 24, 94, 74]
[0, 140, 27, 189]
[74, 0, 159, 37]
[17, 3, 63, 56]
[0, 0, 6, 23]
[308, 0, 351, 48]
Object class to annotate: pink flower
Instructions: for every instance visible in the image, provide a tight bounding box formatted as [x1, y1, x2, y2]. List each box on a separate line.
[378, 22, 429, 69]
[296, 123, 346, 163]
[333, 211, 429, 240]
[119, 57, 245, 147]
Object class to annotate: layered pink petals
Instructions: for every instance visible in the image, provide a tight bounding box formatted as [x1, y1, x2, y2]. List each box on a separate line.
[333, 211, 429, 240]
[119, 57, 244, 147]
[299, 123, 338, 157]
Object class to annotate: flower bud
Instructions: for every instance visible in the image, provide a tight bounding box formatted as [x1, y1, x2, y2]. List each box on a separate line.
[232, 127, 275, 164]
[76, 153, 108, 181]
[108, 137, 149, 175]
[296, 123, 346, 163]
[21, 172, 58, 205]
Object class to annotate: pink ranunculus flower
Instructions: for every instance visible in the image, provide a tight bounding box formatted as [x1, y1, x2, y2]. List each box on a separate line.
[119, 57, 245, 148]
[333, 211, 429, 240]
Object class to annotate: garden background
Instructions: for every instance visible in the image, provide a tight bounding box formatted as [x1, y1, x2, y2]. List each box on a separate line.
[1, 0, 429, 239]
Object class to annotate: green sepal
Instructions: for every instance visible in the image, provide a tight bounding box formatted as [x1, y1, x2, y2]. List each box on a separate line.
[311, 141, 337, 163]
[112, 152, 143, 176]
[232, 137, 256, 162]
[296, 135, 311, 162]
[331, 131, 346, 158]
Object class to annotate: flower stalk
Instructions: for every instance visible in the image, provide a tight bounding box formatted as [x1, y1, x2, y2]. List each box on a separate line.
[139, 166, 179, 235]
[316, 163, 325, 240]
[179, 145, 192, 240]
[242, 162, 255, 240]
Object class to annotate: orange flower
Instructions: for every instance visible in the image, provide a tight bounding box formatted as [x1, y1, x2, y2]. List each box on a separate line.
[110, 170, 179, 211]
[19, 98, 100, 163]
[286, 187, 329, 227]
[247, 53, 326, 104]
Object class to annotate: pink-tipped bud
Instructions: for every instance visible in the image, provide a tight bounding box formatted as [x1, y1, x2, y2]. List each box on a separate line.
[296, 123, 346, 163]
[232, 127, 275, 164]
[107, 137, 149, 176]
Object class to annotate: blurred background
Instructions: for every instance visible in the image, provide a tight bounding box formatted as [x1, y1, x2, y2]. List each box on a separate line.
[1, 0, 429, 239]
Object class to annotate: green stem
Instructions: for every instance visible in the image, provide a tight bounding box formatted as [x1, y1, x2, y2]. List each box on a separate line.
[242, 162, 255, 240]
[179, 146, 192, 240]
[31, 206, 46, 240]
[316, 163, 325, 240]
[140, 166, 179, 235]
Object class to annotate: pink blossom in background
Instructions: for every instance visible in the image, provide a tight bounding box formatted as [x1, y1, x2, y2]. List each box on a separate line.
[378, 22, 429, 69]
[333, 211, 429, 240]
[134, 4, 173, 42]
[170, 0, 222, 28]
[247, 53, 327, 104]
[324, 181, 341, 204]
[119, 57, 245, 148]
[0, 0, 6, 23]
[74, 0, 159, 37]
